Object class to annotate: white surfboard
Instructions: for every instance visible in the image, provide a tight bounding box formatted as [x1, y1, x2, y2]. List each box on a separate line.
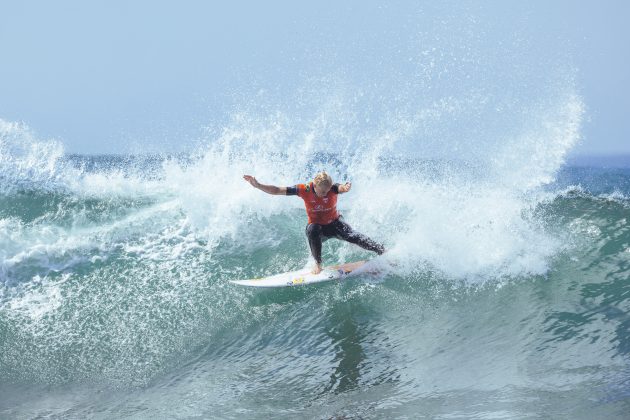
[230, 260, 370, 288]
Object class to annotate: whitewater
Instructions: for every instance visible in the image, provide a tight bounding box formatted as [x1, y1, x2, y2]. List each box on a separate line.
[1, 76, 630, 418]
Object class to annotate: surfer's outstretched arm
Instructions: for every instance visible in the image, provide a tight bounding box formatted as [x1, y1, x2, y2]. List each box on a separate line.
[243, 175, 288, 195]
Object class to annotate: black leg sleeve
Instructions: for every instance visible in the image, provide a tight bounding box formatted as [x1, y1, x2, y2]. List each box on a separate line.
[306, 223, 324, 264]
[330, 219, 385, 255]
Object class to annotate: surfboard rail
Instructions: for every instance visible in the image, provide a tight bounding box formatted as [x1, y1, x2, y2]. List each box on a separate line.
[230, 260, 368, 288]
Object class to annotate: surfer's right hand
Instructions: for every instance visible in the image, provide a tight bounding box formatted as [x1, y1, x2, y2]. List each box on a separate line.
[243, 175, 259, 188]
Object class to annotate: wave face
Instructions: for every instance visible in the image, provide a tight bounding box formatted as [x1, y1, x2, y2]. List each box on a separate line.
[2, 108, 630, 418]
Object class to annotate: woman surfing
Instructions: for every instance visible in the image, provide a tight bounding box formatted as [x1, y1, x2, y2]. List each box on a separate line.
[243, 171, 385, 274]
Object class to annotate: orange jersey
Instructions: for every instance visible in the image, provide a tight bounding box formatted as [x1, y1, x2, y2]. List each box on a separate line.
[291, 182, 340, 225]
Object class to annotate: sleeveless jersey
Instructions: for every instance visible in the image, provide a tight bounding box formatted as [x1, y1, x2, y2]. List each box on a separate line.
[293, 182, 340, 225]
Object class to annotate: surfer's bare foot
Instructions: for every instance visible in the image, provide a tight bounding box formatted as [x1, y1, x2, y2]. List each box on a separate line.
[311, 264, 322, 274]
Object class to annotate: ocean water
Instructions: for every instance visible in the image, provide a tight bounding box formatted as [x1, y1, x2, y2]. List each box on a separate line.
[1, 99, 630, 420]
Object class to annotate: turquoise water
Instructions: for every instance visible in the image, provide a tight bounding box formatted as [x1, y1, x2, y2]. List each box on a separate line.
[1, 131, 630, 418]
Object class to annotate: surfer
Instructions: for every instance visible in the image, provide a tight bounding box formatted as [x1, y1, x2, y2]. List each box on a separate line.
[243, 172, 385, 274]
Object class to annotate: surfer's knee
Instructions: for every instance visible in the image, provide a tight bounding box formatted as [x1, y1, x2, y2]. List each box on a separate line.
[306, 223, 322, 238]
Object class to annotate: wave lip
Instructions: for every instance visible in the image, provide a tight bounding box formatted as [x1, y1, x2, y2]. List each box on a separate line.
[0, 119, 67, 193]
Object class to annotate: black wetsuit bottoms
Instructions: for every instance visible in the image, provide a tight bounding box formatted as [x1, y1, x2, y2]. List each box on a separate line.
[305, 217, 385, 264]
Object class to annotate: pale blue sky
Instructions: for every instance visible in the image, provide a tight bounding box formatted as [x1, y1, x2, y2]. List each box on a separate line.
[1, 1, 628, 155]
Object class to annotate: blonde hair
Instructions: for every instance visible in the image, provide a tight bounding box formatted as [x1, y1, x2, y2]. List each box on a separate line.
[313, 171, 333, 187]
